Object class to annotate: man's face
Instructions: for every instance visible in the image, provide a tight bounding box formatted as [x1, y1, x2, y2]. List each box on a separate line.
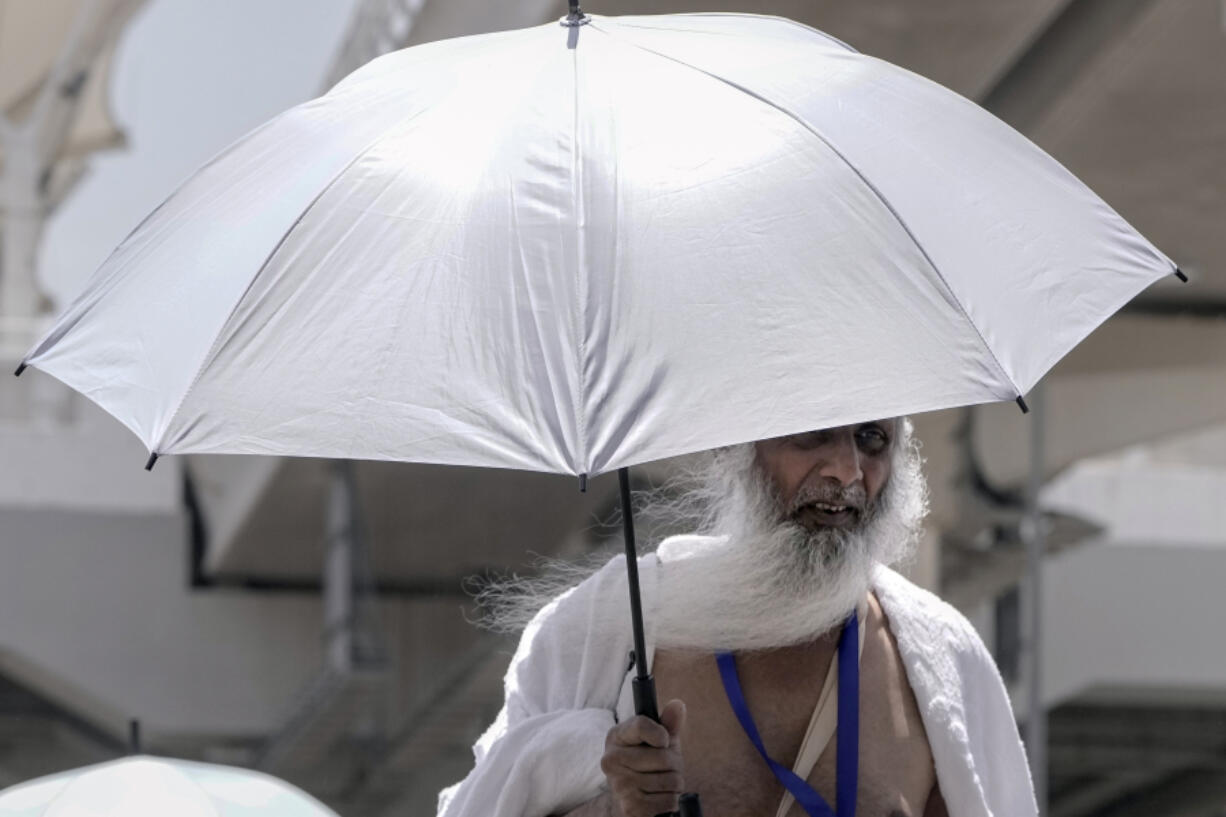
[753, 419, 897, 532]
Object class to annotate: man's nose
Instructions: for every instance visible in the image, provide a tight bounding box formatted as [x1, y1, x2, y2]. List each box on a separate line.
[817, 430, 863, 486]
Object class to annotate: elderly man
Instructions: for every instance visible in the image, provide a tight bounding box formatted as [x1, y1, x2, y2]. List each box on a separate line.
[439, 418, 1036, 817]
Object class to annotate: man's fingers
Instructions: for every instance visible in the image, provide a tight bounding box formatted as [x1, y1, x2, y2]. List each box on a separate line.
[660, 699, 686, 745]
[609, 715, 672, 749]
[611, 787, 681, 817]
[602, 713, 686, 817]
[636, 771, 685, 794]
[637, 791, 681, 815]
[601, 744, 683, 774]
[606, 769, 685, 796]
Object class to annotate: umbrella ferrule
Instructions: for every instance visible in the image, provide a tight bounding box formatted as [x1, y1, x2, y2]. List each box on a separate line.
[561, 1, 590, 26]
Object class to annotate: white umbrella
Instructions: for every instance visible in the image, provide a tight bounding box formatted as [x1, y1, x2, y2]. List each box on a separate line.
[0, 756, 339, 817]
[16, 9, 1178, 477]
[13, 8, 1181, 797]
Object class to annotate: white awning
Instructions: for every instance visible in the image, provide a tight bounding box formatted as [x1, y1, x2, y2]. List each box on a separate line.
[0, 0, 143, 162]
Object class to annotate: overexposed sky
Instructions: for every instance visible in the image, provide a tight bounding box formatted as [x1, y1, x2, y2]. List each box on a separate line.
[41, 0, 360, 305]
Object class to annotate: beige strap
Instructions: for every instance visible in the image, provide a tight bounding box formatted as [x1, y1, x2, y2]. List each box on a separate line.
[773, 597, 869, 817]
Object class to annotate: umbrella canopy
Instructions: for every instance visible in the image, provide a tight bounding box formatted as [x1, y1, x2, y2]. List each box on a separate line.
[0, 756, 339, 817]
[18, 12, 1176, 476]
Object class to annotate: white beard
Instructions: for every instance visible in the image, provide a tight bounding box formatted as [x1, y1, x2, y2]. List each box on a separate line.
[652, 420, 928, 652]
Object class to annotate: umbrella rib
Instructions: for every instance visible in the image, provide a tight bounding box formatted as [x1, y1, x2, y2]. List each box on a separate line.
[593, 26, 1022, 400]
[571, 32, 590, 475]
[610, 13, 861, 55]
[151, 134, 393, 456]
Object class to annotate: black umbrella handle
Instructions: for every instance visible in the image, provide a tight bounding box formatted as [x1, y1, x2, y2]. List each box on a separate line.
[632, 674, 659, 721]
[620, 469, 703, 817]
[677, 794, 703, 817]
[636, 677, 700, 817]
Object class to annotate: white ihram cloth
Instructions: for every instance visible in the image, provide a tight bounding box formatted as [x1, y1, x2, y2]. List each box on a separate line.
[437, 536, 1037, 817]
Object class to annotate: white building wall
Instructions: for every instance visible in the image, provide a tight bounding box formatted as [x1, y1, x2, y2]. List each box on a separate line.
[1038, 423, 1226, 709]
[0, 505, 324, 738]
[1042, 541, 1226, 708]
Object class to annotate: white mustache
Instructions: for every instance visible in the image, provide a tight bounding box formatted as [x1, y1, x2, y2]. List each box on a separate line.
[787, 482, 869, 516]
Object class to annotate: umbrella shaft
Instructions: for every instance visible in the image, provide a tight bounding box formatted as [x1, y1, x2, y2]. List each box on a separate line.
[622, 466, 692, 815]
[619, 468, 655, 703]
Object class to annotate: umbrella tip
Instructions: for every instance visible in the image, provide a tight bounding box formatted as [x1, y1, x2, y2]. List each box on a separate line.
[13, 361, 26, 377]
[561, 0, 589, 26]
[129, 719, 141, 754]
[578, 473, 588, 493]
[1016, 395, 1030, 414]
[1174, 268, 1188, 283]
[145, 452, 159, 471]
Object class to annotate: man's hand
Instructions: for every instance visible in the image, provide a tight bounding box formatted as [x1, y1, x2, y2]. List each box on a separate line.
[600, 699, 687, 817]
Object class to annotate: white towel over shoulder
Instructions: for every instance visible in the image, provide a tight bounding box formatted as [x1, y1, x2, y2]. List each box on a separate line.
[438, 536, 1036, 817]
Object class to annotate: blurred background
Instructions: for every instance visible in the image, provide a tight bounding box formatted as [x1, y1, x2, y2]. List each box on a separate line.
[0, 1, 1223, 815]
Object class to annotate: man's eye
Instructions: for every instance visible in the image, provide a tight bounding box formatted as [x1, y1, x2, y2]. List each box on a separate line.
[856, 427, 889, 453]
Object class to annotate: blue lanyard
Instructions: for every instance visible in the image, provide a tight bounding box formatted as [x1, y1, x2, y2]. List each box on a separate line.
[715, 611, 858, 817]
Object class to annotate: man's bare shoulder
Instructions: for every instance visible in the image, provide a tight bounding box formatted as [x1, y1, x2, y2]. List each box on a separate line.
[871, 565, 993, 662]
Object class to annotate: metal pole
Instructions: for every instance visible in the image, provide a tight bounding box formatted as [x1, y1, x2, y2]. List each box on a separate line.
[1023, 383, 1048, 813]
[325, 460, 356, 673]
[128, 718, 141, 754]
